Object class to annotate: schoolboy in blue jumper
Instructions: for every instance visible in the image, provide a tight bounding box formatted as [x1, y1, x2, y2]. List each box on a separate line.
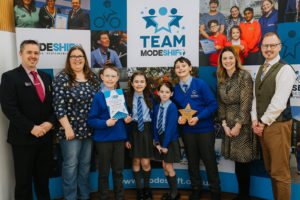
[172, 57, 221, 200]
[88, 64, 131, 200]
[153, 81, 181, 200]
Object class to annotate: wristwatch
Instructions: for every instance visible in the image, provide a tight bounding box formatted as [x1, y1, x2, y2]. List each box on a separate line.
[258, 119, 265, 125]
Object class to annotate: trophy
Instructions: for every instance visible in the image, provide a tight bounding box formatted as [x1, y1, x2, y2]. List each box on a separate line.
[178, 103, 197, 121]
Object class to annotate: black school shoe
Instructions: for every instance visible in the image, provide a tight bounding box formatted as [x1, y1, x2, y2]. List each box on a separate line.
[136, 189, 144, 200]
[189, 190, 201, 200]
[211, 191, 221, 200]
[161, 193, 170, 200]
[143, 187, 153, 200]
[161, 193, 181, 200]
[232, 195, 251, 200]
[170, 193, 180, 200]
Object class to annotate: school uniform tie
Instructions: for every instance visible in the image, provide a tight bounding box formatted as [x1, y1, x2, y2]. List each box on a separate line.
[137, 96, 144, 132]
[31, 71, 45, 102]
[260, 63, 270, 80]
[157, 106, 164, 135]
[183, 84, 188, 92]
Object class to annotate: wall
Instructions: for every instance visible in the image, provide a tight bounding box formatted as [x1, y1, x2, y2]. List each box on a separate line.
[0, 30, 18, 200]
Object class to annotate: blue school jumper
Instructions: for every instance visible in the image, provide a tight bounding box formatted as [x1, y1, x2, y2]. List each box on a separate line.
[173, 77, 218, 133]
[153, 101, 179, 148]
[88, 91, 127, 142]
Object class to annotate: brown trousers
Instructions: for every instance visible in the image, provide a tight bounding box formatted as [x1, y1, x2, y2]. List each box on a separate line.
[259, 120, 293, 200]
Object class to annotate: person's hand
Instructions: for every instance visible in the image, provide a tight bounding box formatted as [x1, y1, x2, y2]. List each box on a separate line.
[156, 145, 162, 153]
[40, 122, 53, 133]
[124, 115, 132, 124]
[106, 118, 118, 127]
[188, 117, 199, 126]
[125, 142, 131, 149]
[239, 45, 245, 52]
[252, 120, 258, 131]
[252, 120, 263, 137]
[65, 127, 75, 140]
[223, 125, 232, 137]
[153, 139, 156, 146]
[104, 59, 111, 65]
[231, 123, 241, 137]
[215, 45, 221, 50]
[31, 125, 46, 138]
[161, 148, 168, 154]
[178, 116, 186, 125]
[257, 122, 265, 136]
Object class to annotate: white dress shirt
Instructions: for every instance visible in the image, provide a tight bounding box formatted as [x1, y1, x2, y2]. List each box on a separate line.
[251, 55, 296, 125]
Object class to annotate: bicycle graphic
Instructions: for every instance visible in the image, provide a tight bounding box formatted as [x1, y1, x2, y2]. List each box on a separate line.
[94, 0, 121, 29]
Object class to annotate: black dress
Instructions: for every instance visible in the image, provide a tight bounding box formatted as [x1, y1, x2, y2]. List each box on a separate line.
[39, 6, 61, 28]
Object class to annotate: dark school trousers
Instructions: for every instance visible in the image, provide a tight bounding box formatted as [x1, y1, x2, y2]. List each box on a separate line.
[182, 131, 221, 194]
[95, 140, 125, 200]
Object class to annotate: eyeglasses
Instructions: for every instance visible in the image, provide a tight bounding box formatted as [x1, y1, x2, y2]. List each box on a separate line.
[261, 43, 281, 49]
[70, 55, 84, 60]
[210, 25, 218, 28]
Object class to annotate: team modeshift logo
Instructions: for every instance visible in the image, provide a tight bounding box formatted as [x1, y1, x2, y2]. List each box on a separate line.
[140, 6, 186, 57]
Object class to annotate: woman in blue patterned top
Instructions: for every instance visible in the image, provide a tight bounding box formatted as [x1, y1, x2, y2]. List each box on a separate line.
[52, 45, 100, 200]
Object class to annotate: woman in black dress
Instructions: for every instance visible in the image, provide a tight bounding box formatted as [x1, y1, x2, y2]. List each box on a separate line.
[39, 0, 61, 28]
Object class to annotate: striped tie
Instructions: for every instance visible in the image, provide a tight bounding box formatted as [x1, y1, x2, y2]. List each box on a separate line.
[157, 106, 164, 135]
[261, 63, 270, 80]
[183, 84, 188, 92]
[137, 96, 144, 132]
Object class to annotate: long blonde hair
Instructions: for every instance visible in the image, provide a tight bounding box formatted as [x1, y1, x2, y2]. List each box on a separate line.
[261, 0, 275, 15]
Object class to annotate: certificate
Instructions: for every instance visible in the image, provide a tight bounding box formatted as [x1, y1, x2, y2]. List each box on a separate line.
[54, 14, 68, 29]
[103, 89, 129, 119]
[200, 39, 217, 54]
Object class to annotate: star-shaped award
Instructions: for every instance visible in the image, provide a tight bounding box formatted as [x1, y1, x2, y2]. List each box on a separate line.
[179, 104, 197, 121]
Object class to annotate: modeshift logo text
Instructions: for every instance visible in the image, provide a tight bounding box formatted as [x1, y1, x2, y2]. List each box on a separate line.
[39, 43, 80, 55]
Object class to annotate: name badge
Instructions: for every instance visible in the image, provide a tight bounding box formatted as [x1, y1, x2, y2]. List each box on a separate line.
[24, 82, 32, 87]
[191, 90, 199, 98]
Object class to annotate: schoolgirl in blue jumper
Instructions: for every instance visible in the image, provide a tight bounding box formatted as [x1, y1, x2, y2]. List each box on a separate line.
[125, 71, 154, 200]
[88, 63, 132, 200]
[153, 81, 181, 200]
[172, 57, 221, 200]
